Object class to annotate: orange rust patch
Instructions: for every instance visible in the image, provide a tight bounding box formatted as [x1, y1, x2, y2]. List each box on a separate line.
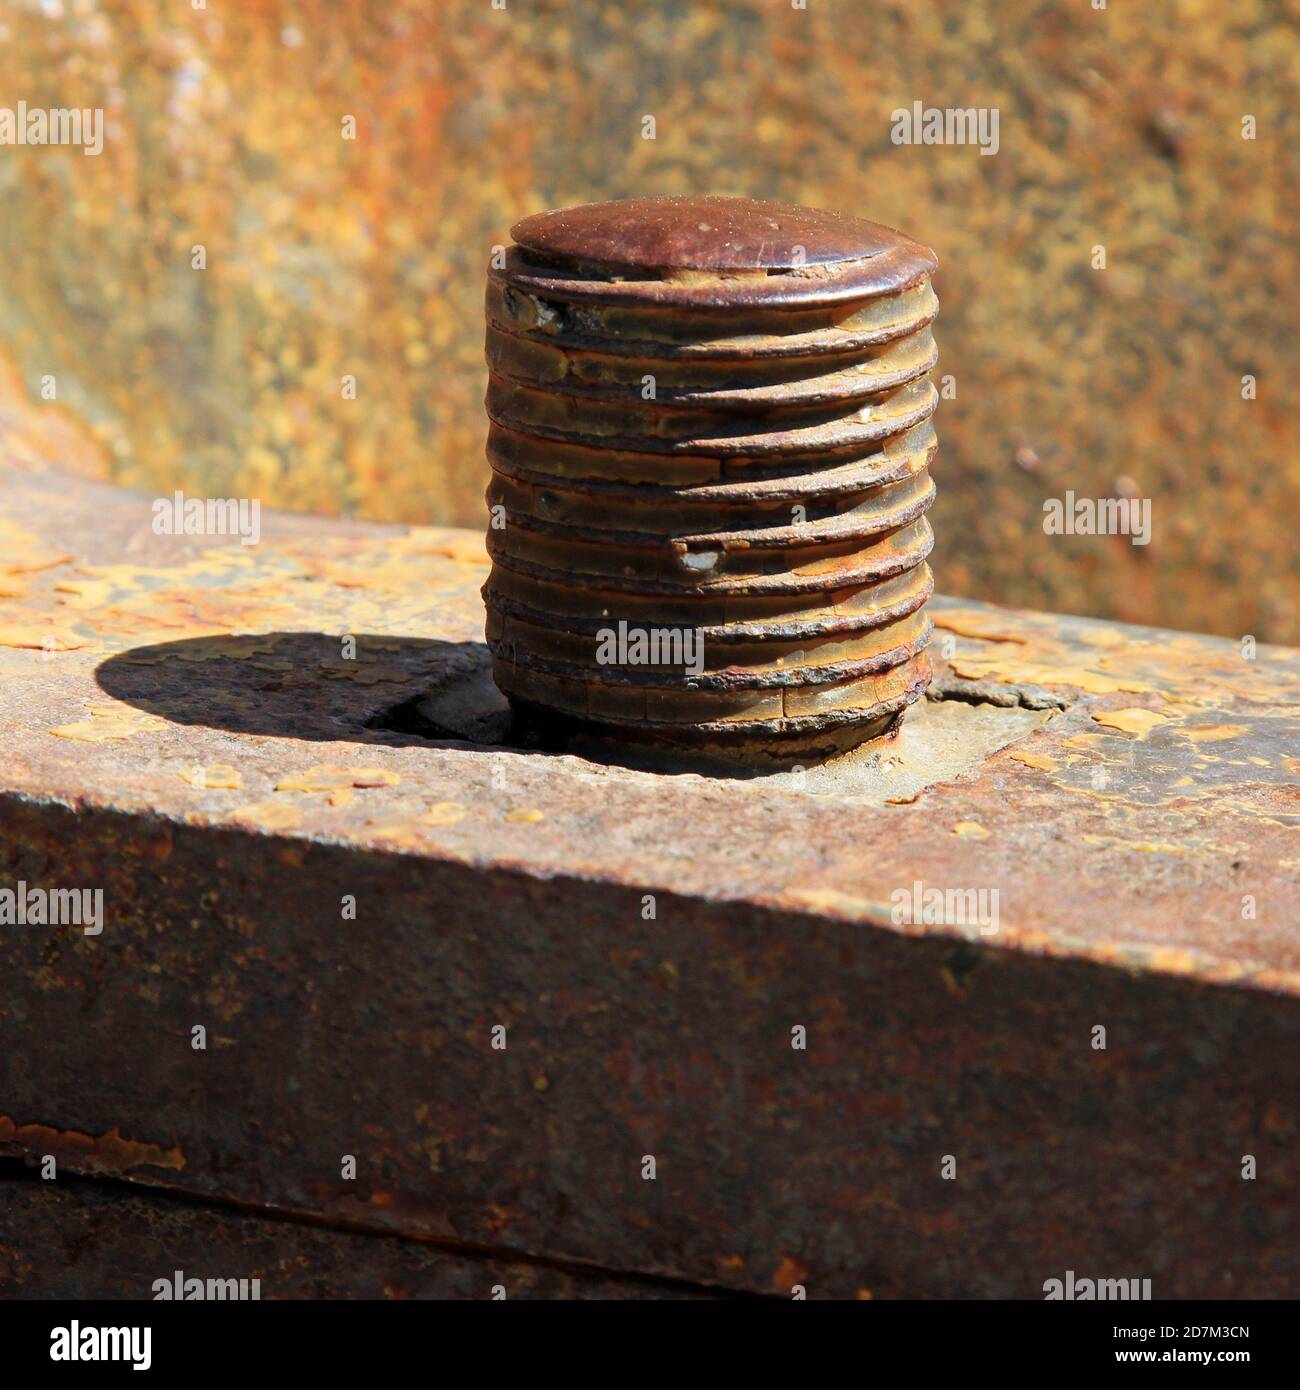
[0, 1115, 185, 1172]
[772, 1255, 809, 1292]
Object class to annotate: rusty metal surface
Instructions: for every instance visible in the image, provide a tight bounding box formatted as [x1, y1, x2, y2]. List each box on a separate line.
[511, 196, 926, 273]
[1, 459, 1298, 1297]
[4, 1, 1297, 653]
[0, 1181, 715, 1300]
[484, 197, 940, 761]
[504, 196, 939, 306]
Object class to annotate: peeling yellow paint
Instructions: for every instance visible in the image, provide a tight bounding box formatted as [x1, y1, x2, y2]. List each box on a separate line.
[1077, 627, 1127, 649]
[228, 800, 300, 831]
[1182, 724, 1249, 744]
[952, 821, 991, 839]
[366, 823, 421, 846]
[53, 577, 117, 608]
[317, 658, 415, 685]
[785, 887, 892, 923]
[1063, 732, 1112, 750]
[949, 656, 1155, 695]
[275, 764, 401, 792]
[0, 623, 85, 651]
[1092, 708, 1171, 736]
[178, 763, 243, 790]
[931, 611, 1028, 644]
[0, 521, 73, 576]
[1009, 749, 1057, 772]
[1082, 834, 1193, 855]
[505, 807, 545, 824]
[51, 704, 168, 741]
[172, 634, 282, 662]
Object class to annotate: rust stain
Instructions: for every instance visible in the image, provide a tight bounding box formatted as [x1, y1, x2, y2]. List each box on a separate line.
[772, 1255, 809, 1292]
[0, 1115, 185, 1173]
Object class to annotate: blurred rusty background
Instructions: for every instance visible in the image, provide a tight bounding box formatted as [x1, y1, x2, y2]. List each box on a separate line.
[0, 0, 1296, 641]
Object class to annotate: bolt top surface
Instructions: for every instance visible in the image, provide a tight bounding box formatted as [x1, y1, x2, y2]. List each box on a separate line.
[511, 196, 934, 275]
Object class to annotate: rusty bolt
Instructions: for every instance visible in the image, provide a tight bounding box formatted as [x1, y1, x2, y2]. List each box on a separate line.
[482, 195, 940, 764]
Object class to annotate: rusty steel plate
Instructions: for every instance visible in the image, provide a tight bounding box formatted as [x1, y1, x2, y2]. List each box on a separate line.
[0, 460, 1298, 1298]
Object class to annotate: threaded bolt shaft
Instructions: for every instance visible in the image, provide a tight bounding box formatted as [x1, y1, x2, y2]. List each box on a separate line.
[483, 195, 939, 765]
